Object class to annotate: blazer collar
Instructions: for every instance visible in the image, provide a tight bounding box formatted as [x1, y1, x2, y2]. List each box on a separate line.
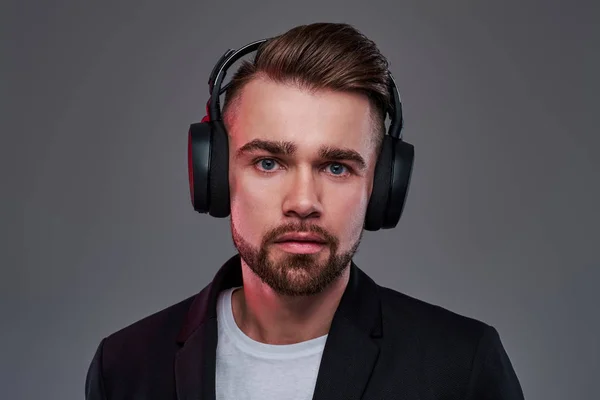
[174, 253, 383, 400]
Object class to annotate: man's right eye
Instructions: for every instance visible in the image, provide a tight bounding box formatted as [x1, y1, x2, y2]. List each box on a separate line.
[254, 158, 280, 172]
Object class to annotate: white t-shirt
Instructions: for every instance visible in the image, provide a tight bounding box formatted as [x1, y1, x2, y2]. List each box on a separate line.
[215, 286, 328, 400]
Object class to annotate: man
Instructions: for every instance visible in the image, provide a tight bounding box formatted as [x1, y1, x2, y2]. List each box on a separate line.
[85, 23, 525, 399]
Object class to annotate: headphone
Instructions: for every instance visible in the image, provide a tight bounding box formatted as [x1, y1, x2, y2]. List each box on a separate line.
[187, 38, 414, 231]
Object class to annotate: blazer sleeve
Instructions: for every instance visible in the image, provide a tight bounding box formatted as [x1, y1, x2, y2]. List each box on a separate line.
[465, 325, 525, 400]
[85, 338, 108, 400]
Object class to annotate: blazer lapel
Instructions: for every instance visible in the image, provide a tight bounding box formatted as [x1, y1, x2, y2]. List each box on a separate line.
[311, 318, 380, 400]
[174, 317, 218, 400]
[311, 261, 383, 400]
[174, 255, 243, 400]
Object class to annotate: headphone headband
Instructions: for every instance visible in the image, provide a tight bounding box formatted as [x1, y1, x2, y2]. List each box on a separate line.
[207, 38, 404, 140]
[208, 39, 268, 121]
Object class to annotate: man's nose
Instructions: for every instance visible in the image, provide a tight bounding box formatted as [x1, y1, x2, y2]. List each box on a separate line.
[281, 167, 323, 220]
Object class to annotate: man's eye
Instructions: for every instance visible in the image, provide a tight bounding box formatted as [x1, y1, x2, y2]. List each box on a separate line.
[327, 163, 349, 176]
[255, 158, 279, 171]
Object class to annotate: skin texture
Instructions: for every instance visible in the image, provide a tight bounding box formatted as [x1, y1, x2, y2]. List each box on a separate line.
[226, 75, 379, 345]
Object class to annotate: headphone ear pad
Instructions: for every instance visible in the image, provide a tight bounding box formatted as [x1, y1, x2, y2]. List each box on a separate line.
[364, 135, 394, 231]
[382, 140, 414, 229]
[188, 122, 212, 213]
[207, 121, 231, 218]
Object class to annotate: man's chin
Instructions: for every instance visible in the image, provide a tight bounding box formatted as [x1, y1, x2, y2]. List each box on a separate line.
[268, 263, 332, 296]
[243, 248, 349, 297]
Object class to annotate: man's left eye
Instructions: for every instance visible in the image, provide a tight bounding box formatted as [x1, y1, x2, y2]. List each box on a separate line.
[328, 163, 347, 175]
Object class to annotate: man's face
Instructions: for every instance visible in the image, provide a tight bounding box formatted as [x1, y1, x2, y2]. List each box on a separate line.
[227, 76, 378, 297]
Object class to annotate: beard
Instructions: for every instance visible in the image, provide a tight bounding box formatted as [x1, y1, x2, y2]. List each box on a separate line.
[231, 219, 363, 297]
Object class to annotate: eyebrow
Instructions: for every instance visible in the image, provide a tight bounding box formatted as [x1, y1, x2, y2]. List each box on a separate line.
[318, 145, 367, 170]
[236, 139, 297, 157]
[235, 139, 367, 170]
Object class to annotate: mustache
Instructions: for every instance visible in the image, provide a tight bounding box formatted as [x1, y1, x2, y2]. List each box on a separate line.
[263, 222, 337, 245]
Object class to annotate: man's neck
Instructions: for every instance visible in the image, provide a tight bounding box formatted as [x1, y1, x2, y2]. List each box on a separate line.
[230, 261, 351, 345]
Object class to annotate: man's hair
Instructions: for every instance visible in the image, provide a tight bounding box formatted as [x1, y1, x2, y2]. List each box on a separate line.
[221, 22, 392, 155]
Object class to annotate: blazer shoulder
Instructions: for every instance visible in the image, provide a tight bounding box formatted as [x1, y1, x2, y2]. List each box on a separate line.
[86, 294, 198, 399]
[377, 285, 491, 346]
[99, 294, 196, 368]
[105, 293, 195, 345]
[377, 286, 524, 399]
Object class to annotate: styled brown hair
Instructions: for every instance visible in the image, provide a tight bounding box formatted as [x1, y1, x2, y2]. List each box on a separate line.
[222, 22, 392, 154]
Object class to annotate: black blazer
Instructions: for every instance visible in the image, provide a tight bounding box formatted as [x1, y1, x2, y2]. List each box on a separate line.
[85, 254, 525, 399]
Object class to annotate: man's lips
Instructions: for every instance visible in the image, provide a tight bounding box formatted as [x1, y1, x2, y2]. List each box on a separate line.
[272, 233, 327, 254]
[273, 232, 327, 244]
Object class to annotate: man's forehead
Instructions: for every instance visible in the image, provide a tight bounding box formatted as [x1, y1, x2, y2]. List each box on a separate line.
[234, 77, 372, 119]
[225, 77, 377, 154]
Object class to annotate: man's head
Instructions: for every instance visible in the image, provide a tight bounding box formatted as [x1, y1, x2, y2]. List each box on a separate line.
[222, 23, 392, 297]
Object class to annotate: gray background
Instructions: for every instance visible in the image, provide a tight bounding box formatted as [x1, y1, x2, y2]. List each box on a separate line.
[2, 0, 598, 399]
